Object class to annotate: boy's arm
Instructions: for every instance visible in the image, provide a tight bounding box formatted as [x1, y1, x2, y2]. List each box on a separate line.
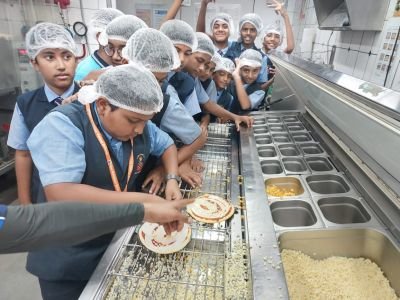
[177, 130, 207, 164]
[200, 113, 211, 132]
[270, 0, 295, 54]
[15, 150, 32, 205]
[162, 0, 184, 24]
[196, 0, 213, 33]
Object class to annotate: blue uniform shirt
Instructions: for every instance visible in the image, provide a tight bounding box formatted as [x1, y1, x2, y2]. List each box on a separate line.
[244, 84, 265, 109]
[162, 86, 201, 145]
[27, 107, 173, 187]
[214, 40, 233, 56]
[74, 50, 108, 82]
[7, 83, 76, 151]
[194, 77, 210, 105]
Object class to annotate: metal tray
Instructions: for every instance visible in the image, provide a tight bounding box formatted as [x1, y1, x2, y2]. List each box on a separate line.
[290, 132, 313, 143]
[317, 197, 371, 224]
[278, 229, 400, 296]
[270, 200, 318, 228]
[282, 157, 309, 175]
[257, 145, 277, 158]
[305, 156, 334, 172]
[278, 144, 301, 157]
[253, 126, 269, 134]
[255, 135, 272, 145]
[298, 143, 324, 155]
[272, 133, 291, 144]
[261, 160, 284, 175]
[305, 174, 351, 195]
[265, 176, 306, 199]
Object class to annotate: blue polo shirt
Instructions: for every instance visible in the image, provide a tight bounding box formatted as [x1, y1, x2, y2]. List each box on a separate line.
[74, 50, 109, 82]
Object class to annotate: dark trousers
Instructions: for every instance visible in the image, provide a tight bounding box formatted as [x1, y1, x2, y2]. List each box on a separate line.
[38, 279, 88, 300]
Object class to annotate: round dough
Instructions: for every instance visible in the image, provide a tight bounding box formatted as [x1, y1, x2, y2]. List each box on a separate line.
[139, 222, 191, 254]
[187, 194, 235, 223]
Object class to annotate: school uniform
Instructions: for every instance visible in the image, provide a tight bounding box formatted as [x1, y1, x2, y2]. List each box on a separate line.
[168, 71, 201, 116]
[26, 101, 173, 300]
[229, 81, 265, 113]
[74, 50, 109, 82]
[7, 83, 79, 204]
[214, 40, 233, 57]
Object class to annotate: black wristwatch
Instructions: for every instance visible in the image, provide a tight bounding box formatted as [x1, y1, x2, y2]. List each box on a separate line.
[165, 174, 181, 182]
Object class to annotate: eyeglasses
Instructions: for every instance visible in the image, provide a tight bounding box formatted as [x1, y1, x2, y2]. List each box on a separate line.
[104, 44, 124, 57]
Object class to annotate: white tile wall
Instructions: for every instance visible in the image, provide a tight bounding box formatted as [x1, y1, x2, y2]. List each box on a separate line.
[286, 0, 400, 91]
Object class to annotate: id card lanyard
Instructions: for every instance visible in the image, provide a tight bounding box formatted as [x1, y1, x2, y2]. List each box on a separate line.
[85, 104, 134, 192]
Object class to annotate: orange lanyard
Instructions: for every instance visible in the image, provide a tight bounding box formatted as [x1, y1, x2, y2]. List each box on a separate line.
[85, 104, 134, 192]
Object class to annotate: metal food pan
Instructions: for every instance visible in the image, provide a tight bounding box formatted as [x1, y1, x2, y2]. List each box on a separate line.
[287, 123, 305, 132]
[255, 134, 272, 145]
[253, 126, 269, 134]
[278, 229, 400, 296]
[282, 157, 309, 175]
[298, 143, 324, 155]
[305, 174, 352, 196]
[291, 132, 313, 143]
[270, 200, 320, 229]
[266, 117, 281, 123]
[317, 197, 371, 225]
[265, 176, 306, 199]
[278, 144, 301, 157]
[272, 133, 291, 144]
[282, 116, 299, 123]
[257, 145, 277, 158]
[261, 159, 284, 175]
[269, 125, 287, 132]
[254, 118, 266, 125]
[305, 157, 334, 173]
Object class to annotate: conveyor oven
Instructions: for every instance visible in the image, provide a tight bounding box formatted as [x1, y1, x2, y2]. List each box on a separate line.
[80, 53, 400, 299]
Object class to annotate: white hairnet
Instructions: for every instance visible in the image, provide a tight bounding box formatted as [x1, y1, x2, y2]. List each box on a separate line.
[88, 8, 124, 34]
[25, 22, 77, 59]
[122, 28, 180, 72]
[193, 32, 215, 57]
[239, 49, 263, 68]
[239, 13, 264, 35]
[210, 13, 235, 36]
[214, 57, 235, 74]
[211, 52, 222, 66]
[160, 20, 198, 50]
[263, 25, 282, 39]
[98, 15, 148, 46]
[78, 64, 163, 115]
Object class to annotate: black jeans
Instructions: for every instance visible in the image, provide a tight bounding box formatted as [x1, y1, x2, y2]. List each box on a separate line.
[38, 279, 88, 300]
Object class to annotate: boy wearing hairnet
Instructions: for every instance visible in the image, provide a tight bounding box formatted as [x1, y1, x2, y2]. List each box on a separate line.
[183, 32, 254, 130]
[25, 63, 182, 300]
[75, 14, 147, 81]
[74, 8, 123, 81]
[122, 28, 207, 191]
[7, 23, 79, 205]
[230, 49, 266, 112]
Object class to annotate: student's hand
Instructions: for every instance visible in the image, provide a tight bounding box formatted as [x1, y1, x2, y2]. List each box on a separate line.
[143, 198, 193, 232]
[165, 179, 182, 201]
[191, 157, 205, 172]
[199, 122, 209, 136]
[267, 0, 287, 17]
[61, 93, 78, 105]
[268, 66, 276, 77]
[179, 160, 203, 188]
[201, 0, 215, 6]
[142, 166, 166, 195]
[232, 58, 242, 79]
[234, 115, 254, 131]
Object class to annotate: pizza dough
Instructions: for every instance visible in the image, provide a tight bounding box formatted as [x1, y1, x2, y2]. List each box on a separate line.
[187, 194, 235, 223]
[139, 222, 191, 254]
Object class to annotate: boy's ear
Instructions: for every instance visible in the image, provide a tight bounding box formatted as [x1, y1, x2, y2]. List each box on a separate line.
[30, 58, 40, 72]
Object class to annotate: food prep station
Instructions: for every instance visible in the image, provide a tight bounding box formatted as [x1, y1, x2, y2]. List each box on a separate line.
[80, 53, 400, 299]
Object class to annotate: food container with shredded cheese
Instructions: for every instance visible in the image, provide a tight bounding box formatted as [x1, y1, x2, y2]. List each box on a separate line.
[265, 176, 307, 199]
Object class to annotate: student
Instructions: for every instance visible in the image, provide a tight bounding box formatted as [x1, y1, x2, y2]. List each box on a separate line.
[225, 13, 264, 61]
[75, 14, 146, 81]
[184, 32, 254, 130]
[74, 8, 124, 81]
[122, 28, 206, 190]
[213, 57, 236, 111]
[160, 19, 202, 117]
[7, 23, 79, 205]
[230, 49, 265, 113]
[262, 0, 294, 55]
[26, 63, 182, 300]
[196, 0, 235, 56]
[0, 199, 192, 254]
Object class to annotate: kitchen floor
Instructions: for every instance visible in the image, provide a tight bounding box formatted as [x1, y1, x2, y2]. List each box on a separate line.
[0, 172, 42, 300]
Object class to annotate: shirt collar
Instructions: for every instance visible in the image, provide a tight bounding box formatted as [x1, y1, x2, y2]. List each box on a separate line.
[239, 42, 259, 52]
[167, 71, 176, 80]
[93, 50, 109, 68]
[44, 83, 75, 103]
